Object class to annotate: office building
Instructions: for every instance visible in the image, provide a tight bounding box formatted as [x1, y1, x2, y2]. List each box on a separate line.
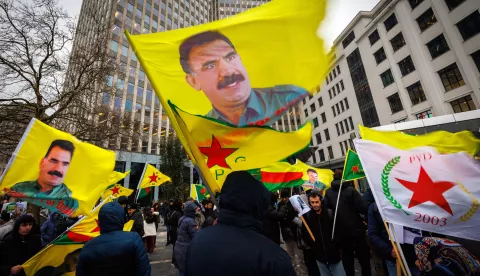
[302, 0, 480, 169]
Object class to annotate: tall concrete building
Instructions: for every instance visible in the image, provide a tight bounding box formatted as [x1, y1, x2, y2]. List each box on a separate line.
[72, 0, 272, 193]
[302, 0, 480, 170]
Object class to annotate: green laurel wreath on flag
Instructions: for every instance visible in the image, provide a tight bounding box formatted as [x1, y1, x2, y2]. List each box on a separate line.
[382, 156, 410, 216]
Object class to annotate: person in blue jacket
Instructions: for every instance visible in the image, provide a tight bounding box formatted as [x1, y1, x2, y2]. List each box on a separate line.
[173, 201, 199, 276]
[76, 202, 150, 276]
[185, 171, 295, 276]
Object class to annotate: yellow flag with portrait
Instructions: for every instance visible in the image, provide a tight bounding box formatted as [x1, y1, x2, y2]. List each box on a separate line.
[0, 119, 116, 216]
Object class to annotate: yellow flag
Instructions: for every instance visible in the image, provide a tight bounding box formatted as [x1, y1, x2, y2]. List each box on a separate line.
[0, 119, 115, 217]
[127, 0, 327, 127]
[190, 184, 197, 199]
[107, 170, 130, 185]
[102, 184, 134, 201]
[139, 164, 171, 189]
[359, 126, 480, 156]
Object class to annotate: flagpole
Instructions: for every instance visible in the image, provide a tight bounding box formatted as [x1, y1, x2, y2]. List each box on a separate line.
[331, 180, 343, 240]
[388, 222, 411, 276]
[135, 163, 149, 203]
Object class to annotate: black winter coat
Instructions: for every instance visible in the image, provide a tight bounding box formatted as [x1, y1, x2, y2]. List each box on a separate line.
[186, 171, 295, 276]
[262, 205, 283, 245]
[76, 202, 150, 276]
[367, 203, 394, 260]
[302, 208, 342, 264]
[324, 180, 367, 239]
[129, 209, 144, 237]
[278, 201, 298, 241]
[0, 215, 42, 276]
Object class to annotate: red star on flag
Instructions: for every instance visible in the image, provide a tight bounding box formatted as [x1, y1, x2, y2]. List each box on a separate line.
[200, 187, 207, 195]
[352, 165, 360, 173]
[91, 219, 100, 233]
[198, 135, 238, 169]
[149, 173, 158, 183]
[110, 186, 120, 195]
[395, 166, 455, 216]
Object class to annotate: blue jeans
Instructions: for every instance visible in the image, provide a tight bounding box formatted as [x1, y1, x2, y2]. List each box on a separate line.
[316, 261, 346, 276]
[385, 259, 397, 276]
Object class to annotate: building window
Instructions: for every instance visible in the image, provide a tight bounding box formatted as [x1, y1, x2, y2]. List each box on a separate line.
[398, 56, 416, 76]
[310, 103, 316, 113]
[340, 101, 345, 112]
[456, 11, 480, 41]
[438, 63, 465, 92]
[369, 29, 380, 45]
[390, 32, 406, 52]
[328, 90, 332, 99]
[445, 0, 466, 11]
[110, 40, 118, 52]
[344, 98, 349, 109]
[344, 119, 350, 132]
[337, 65, 341, 75]
[336, 83, 340, 94]
[472, 49, 480, 72]
[321, 112, 326, 123]
[384, 13, 398, 32]
[387, 93, 404, 113]
[332, 106, 336, 117]
[333, 69, 337, 78]
[327, 146, 334, 159]
[380, 69, 395, 87]
[312, 153, 317, 164]
[416, 8, 437, 32]
[342, 30, 356, 49]
[409, 0, 424, 9]
[340, 121, 345, 134]
[336, 123, 340, 136]
[329, 73, 333, 82]
[349, 117, 354, 130]
[340, 143, 345, 156]
[316, 133, 322, 144]
[336, 104, 340, 115]
[340, 80, 344, 90]
[319, 149, 325, 162]
[416, 110, 432, 119]
[324, 129, 330, 141]
[407, 81, 427, 105]
[374, 47, 387, 64]
[332, 86, 336, 96]
[318, 97, 323, 107]
[450, 95, 476, 113]
[426, 34, 450, 59]
[304, 109, 308, 117]
[326, 77, 329, 84]
[313, 118, 319, 128]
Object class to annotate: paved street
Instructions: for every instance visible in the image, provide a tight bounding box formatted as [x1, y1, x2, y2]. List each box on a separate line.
[150, 225, 177, 275]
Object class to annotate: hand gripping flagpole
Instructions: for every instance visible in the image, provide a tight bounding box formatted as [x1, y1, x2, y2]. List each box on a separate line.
[135, 163, 149, 203]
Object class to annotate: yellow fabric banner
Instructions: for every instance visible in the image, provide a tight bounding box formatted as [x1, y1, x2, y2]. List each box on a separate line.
[0, 119, 116, 217]
[359, 126, 480, 156]
[138, 164, 171, 189]
[127, 0, 327, 127]
[102, 184, 134, 201]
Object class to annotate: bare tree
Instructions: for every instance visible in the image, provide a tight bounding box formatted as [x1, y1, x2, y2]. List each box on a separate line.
[159, 135, 190, 201]
[0, 0, 129, 160]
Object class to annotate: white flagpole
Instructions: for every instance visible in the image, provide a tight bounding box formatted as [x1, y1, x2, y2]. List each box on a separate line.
[135, 163, 149, 203]
[331, 180, 343, 240]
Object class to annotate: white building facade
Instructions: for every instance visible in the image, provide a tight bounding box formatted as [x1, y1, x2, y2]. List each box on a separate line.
[302, 0, 480, 169]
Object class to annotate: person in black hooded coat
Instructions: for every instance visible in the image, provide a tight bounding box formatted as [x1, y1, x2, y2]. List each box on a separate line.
[0, 214, 42, 276]
[262, 192, 283, 245]
[185, 171, 295, 276]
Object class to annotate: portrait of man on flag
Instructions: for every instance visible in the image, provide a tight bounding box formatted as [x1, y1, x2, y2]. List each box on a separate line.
[302, 168, 327, 194]
[179, 30, 308, 126]
[0, 119, 116, 217]
[8, 139, 79, 214]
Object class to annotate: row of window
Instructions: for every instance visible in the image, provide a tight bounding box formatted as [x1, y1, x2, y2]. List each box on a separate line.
[332, 98, 350, 117]
[326, 65, 342, 84]
[339, 139, 354, 157]
[328, 80, 345, 99]
[335, 117, 355, 137]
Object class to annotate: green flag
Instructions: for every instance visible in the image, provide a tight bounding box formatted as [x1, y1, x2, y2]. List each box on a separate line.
[194, 185, 209, 201]
[138, 187, 152, 199]
[342, 149, 365, 181]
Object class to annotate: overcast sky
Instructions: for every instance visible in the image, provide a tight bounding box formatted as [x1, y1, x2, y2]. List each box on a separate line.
[59, 0, 380, 49]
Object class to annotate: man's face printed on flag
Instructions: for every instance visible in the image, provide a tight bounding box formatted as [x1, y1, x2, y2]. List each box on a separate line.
[308, 171, 318, 183]
[183, 35, 251, 112]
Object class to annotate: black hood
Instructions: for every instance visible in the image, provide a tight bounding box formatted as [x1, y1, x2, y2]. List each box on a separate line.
[12, 214, 36, 240]
[331, 179, 353, 191]
[99, 202, 125, 233]
[218, 171, 270, 232]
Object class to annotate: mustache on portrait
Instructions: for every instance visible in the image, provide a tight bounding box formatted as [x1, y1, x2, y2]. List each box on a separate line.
[48, 170, 63, 178]
[217, 73, 245, 90]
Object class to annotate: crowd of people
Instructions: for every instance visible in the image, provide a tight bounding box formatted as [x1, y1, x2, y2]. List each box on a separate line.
[0, 169, 479, 276]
